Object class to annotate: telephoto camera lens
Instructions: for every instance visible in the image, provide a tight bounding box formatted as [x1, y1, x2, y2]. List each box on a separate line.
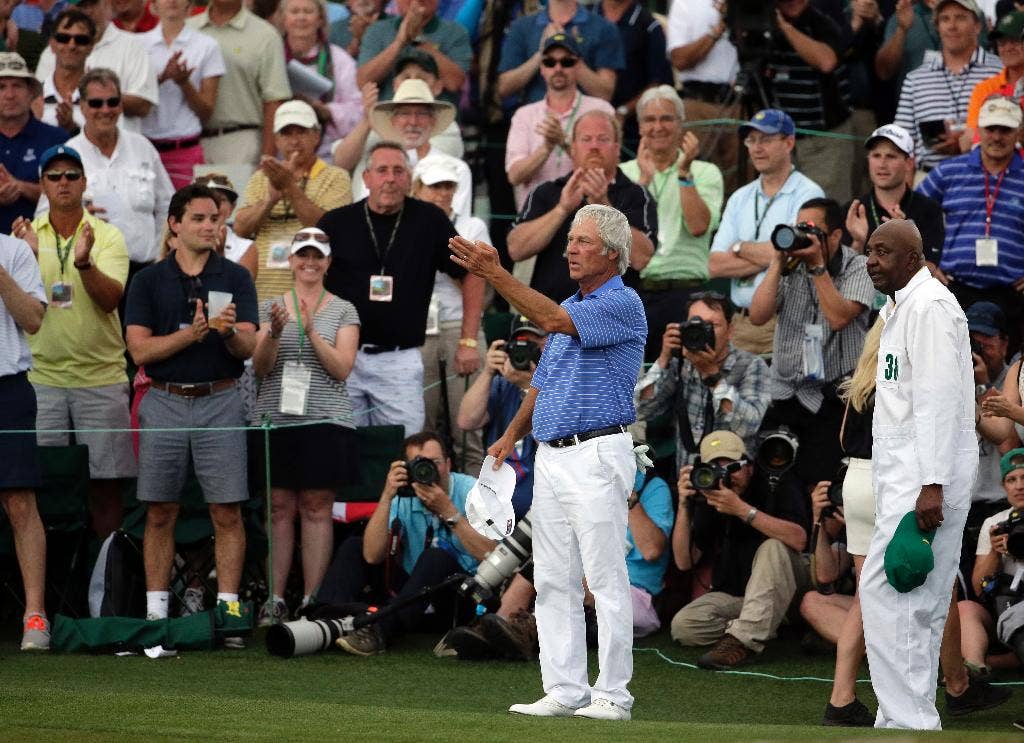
[756, 428, 800, 476]
[266, 617, 346, 658]
[459, 512, 533, 603]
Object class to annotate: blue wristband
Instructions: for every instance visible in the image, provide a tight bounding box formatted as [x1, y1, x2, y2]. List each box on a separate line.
[678, 177, 695, 188]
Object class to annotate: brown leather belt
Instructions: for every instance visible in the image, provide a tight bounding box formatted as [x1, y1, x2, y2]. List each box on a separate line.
[150, 378, 236, 398]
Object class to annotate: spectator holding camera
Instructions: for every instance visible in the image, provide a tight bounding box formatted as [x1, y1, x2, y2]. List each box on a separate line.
[250, 227, 361, 626]
[749, 197, 875, 489]
[320, 431, 496, 655]
[670, 430, 809, 669]
[635, 292, 771, 475]
[958, 448, 1024, 675]
[458, 318, 548, 519]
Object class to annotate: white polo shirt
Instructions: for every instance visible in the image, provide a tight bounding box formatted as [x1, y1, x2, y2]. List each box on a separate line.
[665, 0, 738, 85]
[39, 74, 84, 132]
[0, 234, 46, 377]
[36, 131, 174, 264]
[35, 24, 160, 134]
[140, 24, 226, 140]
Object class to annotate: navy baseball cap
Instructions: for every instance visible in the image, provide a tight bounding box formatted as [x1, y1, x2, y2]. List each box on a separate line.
[38, 144, 84, 176]
[739, 109, 796, 138]
[966, 301, 1007, 337]
[542, 32, 581, 57]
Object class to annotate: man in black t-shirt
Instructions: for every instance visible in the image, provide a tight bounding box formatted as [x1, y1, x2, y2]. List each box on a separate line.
[768, 0, 858, 204]
[845, 124, 945, 272]
[669, 430, 809, 669]
[124, 184, 259, 631]
[506, 109, 657, 303]
[319, 142, 485, 435]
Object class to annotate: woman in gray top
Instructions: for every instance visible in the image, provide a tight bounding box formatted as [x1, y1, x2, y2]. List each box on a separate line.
[252, 227, 360, 626]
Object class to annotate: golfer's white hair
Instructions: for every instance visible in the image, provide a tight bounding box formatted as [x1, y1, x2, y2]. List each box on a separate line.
[636, 84, 686, 122]
[572, 204, 631, 275]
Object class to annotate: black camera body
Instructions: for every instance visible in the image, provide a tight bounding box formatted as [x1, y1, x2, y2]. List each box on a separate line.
[396, 455, 440, 497]
[690, 461, 732, 492]
[679, 317, 715, 354]
[992, 508, 1024, 560]
[502, 338, 541, 371]
[771, 222, 827, 252]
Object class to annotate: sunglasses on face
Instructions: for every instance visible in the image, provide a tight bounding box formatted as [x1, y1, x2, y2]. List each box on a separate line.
[292, 230, 328, 243]
[541, 56, 578, 68]
[54, 32, 92, 45]
[689, 290, 726, 302]
[0, 58, 28, 73]
[85, 96, 121, 109]
[43, 170, 83, 182]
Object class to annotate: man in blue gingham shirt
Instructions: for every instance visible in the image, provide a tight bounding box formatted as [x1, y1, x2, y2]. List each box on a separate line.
[450, 204, 645, 721]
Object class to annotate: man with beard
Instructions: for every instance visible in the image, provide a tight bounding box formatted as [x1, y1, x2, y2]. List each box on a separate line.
[507, 109, 656, 303]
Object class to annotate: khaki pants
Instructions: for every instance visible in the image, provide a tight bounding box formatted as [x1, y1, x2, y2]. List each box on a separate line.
[670, 538, 810, 652]
[201, 129, 262, 167]
[421, 322, 485, 474]
[681, 97, 743, 194]
[795, 116, 858, 206]
[730, 313, 775, 357]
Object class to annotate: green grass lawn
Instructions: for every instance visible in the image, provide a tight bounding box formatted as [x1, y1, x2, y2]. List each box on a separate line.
[1, 627, 1021, 742]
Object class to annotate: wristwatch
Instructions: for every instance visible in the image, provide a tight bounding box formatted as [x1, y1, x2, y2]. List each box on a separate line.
[458, 338, 478, 348]
[444, 512, 463, 528]
[976, 383, 990, 398]
[730, 241, 742, 256]
[745, 507, 758, 525]
[808, 264, 827, 277]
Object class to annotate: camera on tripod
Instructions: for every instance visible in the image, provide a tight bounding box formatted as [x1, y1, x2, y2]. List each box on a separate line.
[397, 456, 440, 497]
[771, 222, 827, 252]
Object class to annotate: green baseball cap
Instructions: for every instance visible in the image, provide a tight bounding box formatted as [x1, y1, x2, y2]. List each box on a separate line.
[884, 512, 936, 593]
[1000, 448, 1024, 480]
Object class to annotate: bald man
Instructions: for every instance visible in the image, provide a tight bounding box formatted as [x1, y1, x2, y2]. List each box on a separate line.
[859, 220, 978, 730]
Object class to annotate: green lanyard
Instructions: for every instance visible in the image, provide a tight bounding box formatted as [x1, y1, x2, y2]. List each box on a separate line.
[54, 225, 81, 278]
[292, 287, 325, 364]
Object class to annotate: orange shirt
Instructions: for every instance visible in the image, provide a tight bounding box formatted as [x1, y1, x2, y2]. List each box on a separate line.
[966, 68, 1017, 139]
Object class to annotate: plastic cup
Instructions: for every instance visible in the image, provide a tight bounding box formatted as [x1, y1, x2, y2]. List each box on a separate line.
[207, 290, 232, 330]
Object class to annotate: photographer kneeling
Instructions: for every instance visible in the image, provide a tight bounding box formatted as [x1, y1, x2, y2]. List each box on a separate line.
[458, 317, 548, 520]
[635, 292, 771, 472]
[670, 430, 809, 669]
[318, 431, 496, 655]
[958, 449, 1024, 675]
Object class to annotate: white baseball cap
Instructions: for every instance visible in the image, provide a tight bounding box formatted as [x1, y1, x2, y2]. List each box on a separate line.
[465, 481, 516, 539]
[978, 96, 1023, 129]
[865, 124, 914, 156]
[273, 99, 319, 133]
[413, 154, 460, 186]
[290, 228, 331, 256]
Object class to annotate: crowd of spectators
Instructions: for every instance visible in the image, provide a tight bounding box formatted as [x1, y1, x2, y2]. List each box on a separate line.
[4, 0, 1024, 725]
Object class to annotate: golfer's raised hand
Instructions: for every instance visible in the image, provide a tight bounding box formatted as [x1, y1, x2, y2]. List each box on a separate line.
[449, 235, 501, 280]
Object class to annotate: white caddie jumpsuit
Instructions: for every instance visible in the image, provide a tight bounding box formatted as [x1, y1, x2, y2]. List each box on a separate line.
[860, 267, 977, 730]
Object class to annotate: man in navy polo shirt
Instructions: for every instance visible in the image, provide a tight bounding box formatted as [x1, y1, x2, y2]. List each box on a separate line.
[917, 95, 1024, 355]
[497, 0, 623, 106]
[0, 52, 67, 234]
[125, 183, 258, 636]
[451, 203, 646, 721]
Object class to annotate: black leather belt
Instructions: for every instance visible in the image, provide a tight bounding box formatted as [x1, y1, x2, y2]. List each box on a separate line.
[152, 136, 201, 152]
[546, 425, 627, 449]
[201, 124, 260, 138]
[680, 81, 733, 104]
[359, 344, 416, 355]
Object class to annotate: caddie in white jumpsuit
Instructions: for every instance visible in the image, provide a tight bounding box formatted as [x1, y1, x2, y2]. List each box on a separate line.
[449, 204, 646, 721]
[859, 220, 977, 730]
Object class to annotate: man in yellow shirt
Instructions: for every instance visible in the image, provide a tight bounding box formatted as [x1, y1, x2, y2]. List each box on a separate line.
[11, 144, 134, 539]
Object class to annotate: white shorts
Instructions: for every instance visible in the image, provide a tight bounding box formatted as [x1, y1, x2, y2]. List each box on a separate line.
[842, 457, 874, 556]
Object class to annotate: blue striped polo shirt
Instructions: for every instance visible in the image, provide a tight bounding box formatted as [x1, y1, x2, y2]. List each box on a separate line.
[531, 274, 647, 442]
[917, 149, 1024, 289]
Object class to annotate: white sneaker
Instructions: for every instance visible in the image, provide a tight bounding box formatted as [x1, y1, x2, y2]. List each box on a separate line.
[509, 695, 580, 717]
[573, 698, 631, 721]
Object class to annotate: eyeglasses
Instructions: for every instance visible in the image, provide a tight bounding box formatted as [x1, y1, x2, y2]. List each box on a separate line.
[85, 96, 121, 109]
[0, 58, 28, 73]
[392, 108, 434, 120]
[54, 32, 92, 45]
[690, 290, 726, 302]
[541, 56, 578, 68]
[292, 230, 328, 243]
[43, 170, 83, 182]
[743, 133, 784, 148]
